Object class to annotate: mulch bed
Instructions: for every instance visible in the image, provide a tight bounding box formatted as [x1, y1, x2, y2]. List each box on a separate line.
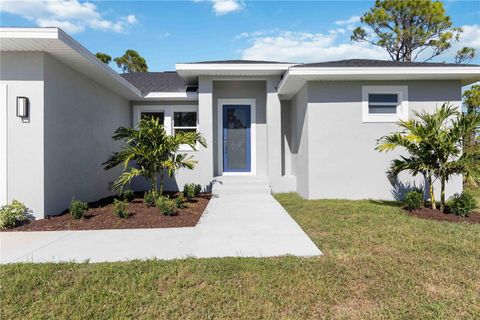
[3, 192, 211, 232]
[407, 207, 480, 224]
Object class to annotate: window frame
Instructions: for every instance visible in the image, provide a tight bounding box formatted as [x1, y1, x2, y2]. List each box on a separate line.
[132, 104, 199, 152]
[362, 85, 408, 123]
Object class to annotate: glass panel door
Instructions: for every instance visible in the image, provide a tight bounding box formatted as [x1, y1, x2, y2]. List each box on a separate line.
[223, 105, 251, 172]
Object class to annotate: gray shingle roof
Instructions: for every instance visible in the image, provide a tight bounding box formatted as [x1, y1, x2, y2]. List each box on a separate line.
[120, 59, 478, 93]
[120, 72, 190, 93]
[296, 59, 477, 67]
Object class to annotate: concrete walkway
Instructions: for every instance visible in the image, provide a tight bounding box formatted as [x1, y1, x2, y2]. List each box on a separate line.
[1, 177, 322, 263]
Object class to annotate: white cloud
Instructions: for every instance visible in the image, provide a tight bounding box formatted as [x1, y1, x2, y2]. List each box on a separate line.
[240, 24, 480, 64]
[0, 0, 138, 34]
[158, 32, 171, 39]
[240, 30, 388, 63]
[335, 15, 360, 26]
[195, 0, 244, 15]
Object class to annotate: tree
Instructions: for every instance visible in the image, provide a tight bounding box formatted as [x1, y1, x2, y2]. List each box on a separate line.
[352, 0, 475, 62]
[103, 117, 206, 195]
[114, 50, 148, 73]
[377, 104, 480, 211]
[95, 52, 112, 64]
[462, 85, 480, 149]
[455, 47, 476, 64]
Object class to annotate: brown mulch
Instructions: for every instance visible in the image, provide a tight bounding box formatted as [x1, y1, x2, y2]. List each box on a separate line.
[4, 193, 211, 232]
[407, 207, 480, 224]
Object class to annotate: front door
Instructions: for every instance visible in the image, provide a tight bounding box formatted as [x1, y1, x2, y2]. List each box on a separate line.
[222, 105, 251, 173]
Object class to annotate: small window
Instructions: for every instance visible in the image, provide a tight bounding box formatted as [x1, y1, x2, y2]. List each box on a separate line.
[141, 112, 164, 123]
[173, 112, 197, 135]
[368, 94, 398, 114]
[362, 86, 408, 123]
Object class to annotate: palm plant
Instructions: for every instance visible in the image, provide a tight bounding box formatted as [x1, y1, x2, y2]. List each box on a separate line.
[377, 104, 480, 211]
[103, 117, 206, 195]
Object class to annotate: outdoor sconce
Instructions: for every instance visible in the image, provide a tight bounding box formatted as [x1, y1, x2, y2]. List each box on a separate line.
[16, 97, 29, 118]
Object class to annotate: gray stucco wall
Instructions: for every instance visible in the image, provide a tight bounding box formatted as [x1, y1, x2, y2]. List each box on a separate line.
[303, 80, 463, 200]
[288, 84, 309, 198]
[1, 52, 45, 218]
[43, 54, 131, 215]
[212, 80, 268, 177]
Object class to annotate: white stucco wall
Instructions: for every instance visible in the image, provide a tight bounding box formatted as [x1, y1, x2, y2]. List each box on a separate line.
[0, 52, 45, 217]
[43, 54, 131, 215]
[303, 80, 463, 200]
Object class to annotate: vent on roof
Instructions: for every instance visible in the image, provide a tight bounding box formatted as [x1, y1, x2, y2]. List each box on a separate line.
[186, 86, 198, 92]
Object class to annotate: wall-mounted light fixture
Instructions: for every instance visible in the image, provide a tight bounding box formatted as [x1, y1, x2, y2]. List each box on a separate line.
[16, 97, 29, 118]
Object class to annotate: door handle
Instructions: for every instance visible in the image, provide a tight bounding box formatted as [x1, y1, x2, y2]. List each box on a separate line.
[224, 139, 227, 154]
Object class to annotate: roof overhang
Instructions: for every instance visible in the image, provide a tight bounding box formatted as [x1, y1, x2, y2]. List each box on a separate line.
[0, 27, 142, 100]
[278, 66, 480, 99]
[175, 63, 295, 84]
[142, 92, 198, 101]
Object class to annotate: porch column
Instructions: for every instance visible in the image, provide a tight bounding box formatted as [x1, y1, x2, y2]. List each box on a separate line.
[266, 77, 282, 190]
[198, 76, 214, 187]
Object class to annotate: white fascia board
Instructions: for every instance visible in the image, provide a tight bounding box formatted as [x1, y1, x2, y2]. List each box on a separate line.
[0, 27, 142, 100]
[278, 66, 480, 98]
[288, 66, 480, 77]
[143, 92, 198, 100]
[56, 29, 142, 99]
[0, 27, 59, 39]
[175, 63, 294, 71]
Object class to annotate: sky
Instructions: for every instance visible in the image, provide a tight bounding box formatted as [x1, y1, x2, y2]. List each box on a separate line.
[1, 0, 479, 72]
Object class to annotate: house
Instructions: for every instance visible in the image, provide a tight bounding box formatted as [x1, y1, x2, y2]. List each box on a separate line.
[1, 27, 479, 219]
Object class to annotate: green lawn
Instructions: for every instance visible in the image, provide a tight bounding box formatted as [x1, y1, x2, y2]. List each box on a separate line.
[2, 194, 480, 319]
[466, 186, 480, 209]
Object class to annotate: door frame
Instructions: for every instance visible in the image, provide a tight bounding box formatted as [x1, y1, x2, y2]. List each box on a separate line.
[217, 99, 256, 176]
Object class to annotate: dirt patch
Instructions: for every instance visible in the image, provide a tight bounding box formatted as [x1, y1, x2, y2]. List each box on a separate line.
[407, 207, 480, 224]
[3, 192, 211, 232]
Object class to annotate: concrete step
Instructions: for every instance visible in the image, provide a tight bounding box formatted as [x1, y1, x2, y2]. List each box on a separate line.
[212, 176, 271, 196]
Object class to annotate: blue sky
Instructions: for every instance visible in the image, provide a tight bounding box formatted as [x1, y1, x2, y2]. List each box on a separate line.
[1, 0, 479, 72]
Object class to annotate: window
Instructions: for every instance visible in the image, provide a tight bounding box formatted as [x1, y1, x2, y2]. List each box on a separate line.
[368, 94, 398, 114]
[173, 112, 197, 135]
[140, 112, 164, 123]
[362, 86, 408, 122]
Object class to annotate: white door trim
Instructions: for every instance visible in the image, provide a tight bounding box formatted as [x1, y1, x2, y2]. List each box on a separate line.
[0, 84, 7, 205]
[217, 99, 256, 176]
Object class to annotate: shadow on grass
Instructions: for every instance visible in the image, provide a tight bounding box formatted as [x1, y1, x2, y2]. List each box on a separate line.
[367, 199, 404, 208]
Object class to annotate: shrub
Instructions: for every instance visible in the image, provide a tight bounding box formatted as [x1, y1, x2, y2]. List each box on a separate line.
[404, 191, 423, 211]
[113, 199, 129, 219]
[69, 199, 88, 219]
[193, 184, 202, 197]
[144, 191, 157, 207]
[0, 200, 29, 229]
[183, 184, 196, 201]
[447, 192, 477, 217]
[156, 196, 178, 216]
[175, 193, 188, 209]
[122, 189, 135, 202]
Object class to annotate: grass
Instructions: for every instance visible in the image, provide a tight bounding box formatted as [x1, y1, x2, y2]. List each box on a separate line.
[466, 186, 480, 209]
[2, 194, 480, 319]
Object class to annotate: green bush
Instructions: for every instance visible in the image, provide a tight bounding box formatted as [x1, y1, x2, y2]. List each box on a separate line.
[156, 196, 178, 216]
[69, 199, 88, 219]
[404, 191, 424, 211]
[113, 199, 130, 219]
[122, 189, 135, 202]
[183, 184, 197, 201]
[0, 200, 29, 229]
[193, 184, 202, 197]
[447, 192, 477, 217]
[175, 193, 188, 209]
[144, 191, 157, 207]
